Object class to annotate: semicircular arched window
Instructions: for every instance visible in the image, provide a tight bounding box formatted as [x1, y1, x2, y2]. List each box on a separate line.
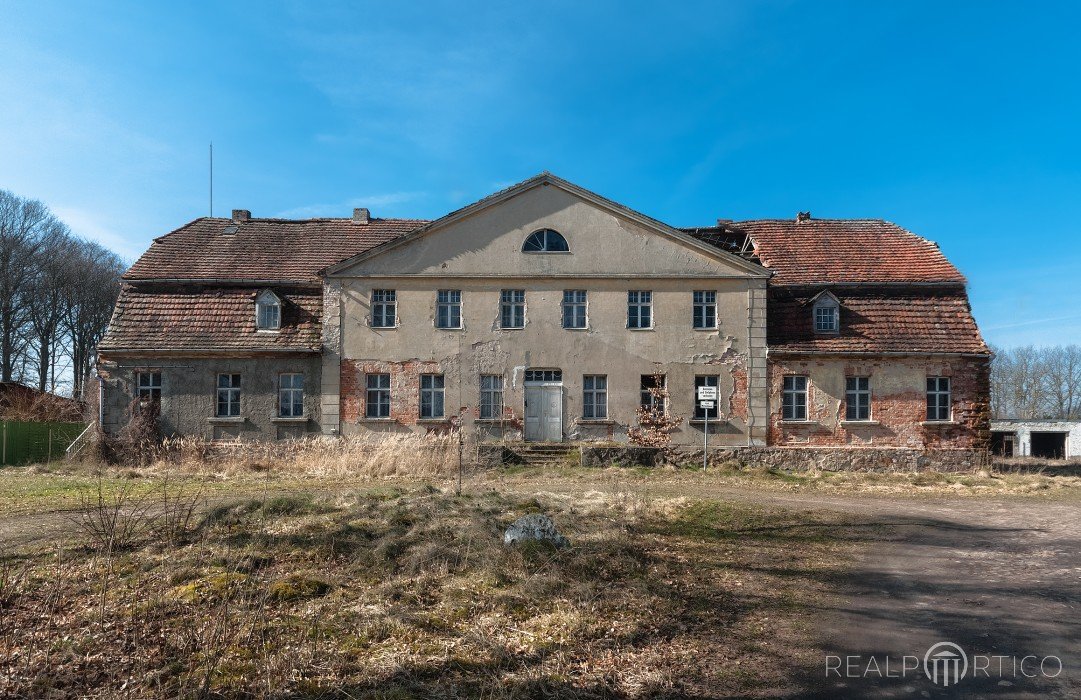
[522, 229, 569, 253]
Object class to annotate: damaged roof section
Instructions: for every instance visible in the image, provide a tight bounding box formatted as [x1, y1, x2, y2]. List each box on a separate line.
[691, 218, 966, 287]
[99, 285, 323, 353]
[125, 217, 429, 283]
[768, 287, 989, 355]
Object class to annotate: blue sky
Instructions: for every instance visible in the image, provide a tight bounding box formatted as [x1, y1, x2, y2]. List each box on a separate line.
[1, 1, 1079, 348]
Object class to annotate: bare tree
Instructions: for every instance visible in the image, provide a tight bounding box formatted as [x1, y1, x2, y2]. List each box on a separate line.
[62, 241, 125, 398]
[27, 223, 79, 392]
[0, 190, 53, 382]
[991, 344, 1081, 419]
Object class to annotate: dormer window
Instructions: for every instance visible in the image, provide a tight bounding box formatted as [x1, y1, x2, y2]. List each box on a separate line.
[522, 228, 569, 253]
[255, 290, 281, 330]
[812, 293, 839, 334]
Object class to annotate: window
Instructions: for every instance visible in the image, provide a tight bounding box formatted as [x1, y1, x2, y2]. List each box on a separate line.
[522, 228, 569, 252]
[845, 377, 871, 421]
[583, 375, 608, 419]
[694, 375, 719, 420]
[525, 369, 562, 382]
[926, 377, 951, 421]
[216, 373, 241, 417]
[562, 290, 587, 329]
[641, 374, 666, 413]
[500, 290, 525, 329]
[782, 376, 808, 421]
[420, 374, 445, 419]
[813, 296, 839, 333]
[255, 290, 281, 330]
[480, 375, 504, 419]
[693, 291, 717, 329]
[279, 373, 304, 417]
[627, 291, 652, 329]
[365, 374, 391, 418]
[436, 290, 462, 329]
[371, 290, 396, 328]
[136, 371, 161, 400]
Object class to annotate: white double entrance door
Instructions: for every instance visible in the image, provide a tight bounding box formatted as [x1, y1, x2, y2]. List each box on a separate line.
[524, 369, 563, 442]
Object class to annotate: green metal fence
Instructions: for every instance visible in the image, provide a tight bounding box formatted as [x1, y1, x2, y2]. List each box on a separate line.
[0, 420, 87, 467]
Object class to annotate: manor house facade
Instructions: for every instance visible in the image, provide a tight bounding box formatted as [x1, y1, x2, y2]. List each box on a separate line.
[98, 173, 991, 448]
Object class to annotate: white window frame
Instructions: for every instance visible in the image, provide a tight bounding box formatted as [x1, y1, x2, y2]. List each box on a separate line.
[782, 375, 808, 421]
[640, 374, 667, 414]
[436, 290, 462, 329]
[371, 289, 397, 328]
[136, 371, 162, 400]
[845, 377, 871, 421]
[813, 296, 839, 334]
[583, 375, 608, 420]
[279, 373, 304, 418]
[692, 290, 718, 329]
[420, 374, 446, 419]
[479, 374, 504, 419]
[627, 290, 653, 329]
[216, 373, 241, 417]
[926, 377, 952, 421]
[255, 290, 281, 331]
[562, 290, 587, 329]
[500, 290, 525, 329]
[365, 374, 391, 418]
[522, 229, 569, 253]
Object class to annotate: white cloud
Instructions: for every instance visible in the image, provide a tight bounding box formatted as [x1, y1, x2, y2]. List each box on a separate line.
[51, 206, 142, 261]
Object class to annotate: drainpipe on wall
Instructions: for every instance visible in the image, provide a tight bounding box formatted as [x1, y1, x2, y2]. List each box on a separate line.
[98, 375, 104, 430]
[745, 287, 755, 446]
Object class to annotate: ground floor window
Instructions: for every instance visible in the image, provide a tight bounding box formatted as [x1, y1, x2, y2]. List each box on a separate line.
[216, 373, 241, 417]
[480, 374, 504, 419]
[136, 371, 161, 400]
[694, 375, 719, 420]
[926, 377, 951, 421]
[279, 373, 304, 417]
[641, 374, 666, 413]
[782, 376, 808, 421]
[366, 373, 390, 418]
[583, 375, 608, 419]
[420, 374, 445, 419]
[845, 377, 870, 421]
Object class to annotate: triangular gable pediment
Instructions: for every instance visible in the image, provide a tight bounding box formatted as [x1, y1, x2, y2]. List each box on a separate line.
[326, 173, 770, 279]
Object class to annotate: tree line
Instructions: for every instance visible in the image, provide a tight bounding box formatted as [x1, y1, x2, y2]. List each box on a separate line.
[990, 344, 1081, 420]
[0, 189, 125, 399]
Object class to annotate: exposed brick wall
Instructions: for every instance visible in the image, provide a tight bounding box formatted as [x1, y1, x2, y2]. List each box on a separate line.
[767, 355, 990, 449]
[340, 359, 444, 426]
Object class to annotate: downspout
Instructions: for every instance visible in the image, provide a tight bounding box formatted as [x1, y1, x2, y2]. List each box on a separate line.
[746, 287, 755, 446]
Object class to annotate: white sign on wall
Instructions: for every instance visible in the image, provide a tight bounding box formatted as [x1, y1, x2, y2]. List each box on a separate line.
[697, 386, 718, 401]
[699, 400, 715, 409]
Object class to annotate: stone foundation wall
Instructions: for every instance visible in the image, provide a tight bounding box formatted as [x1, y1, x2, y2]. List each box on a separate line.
[673, 446, 990, 472]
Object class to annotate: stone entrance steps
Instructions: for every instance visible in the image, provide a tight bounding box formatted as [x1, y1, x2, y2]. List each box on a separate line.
[509, 443, 579, 467]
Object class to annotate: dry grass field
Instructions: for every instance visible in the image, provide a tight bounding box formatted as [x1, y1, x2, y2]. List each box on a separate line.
[2, 437, 1080, 698]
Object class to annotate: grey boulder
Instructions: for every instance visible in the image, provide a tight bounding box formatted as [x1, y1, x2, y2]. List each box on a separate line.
[503, 514, 570, 549]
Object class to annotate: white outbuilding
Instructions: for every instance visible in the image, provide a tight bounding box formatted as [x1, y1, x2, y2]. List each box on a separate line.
[990, 419, 1081, 459]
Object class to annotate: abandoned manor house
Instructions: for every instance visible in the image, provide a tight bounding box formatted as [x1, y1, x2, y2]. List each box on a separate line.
[97, 173, 991, 452]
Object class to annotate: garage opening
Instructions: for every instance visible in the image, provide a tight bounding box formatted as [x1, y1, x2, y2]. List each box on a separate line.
[1030, 432, 1068, 460]
[990, 431, 1015, 457]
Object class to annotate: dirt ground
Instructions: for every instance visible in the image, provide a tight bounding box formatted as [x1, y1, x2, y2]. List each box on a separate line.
[1, 471, 1078, 698]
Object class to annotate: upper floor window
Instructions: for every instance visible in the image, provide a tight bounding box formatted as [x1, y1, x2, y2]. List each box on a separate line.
[693, 291, 717, 329]
[436, 290, 462, 329]
[371, 289, 396, 328]
[255, 290, 281, 330]
[627, 291, 652, 329]
[812, 293, 839, 334]
[136, 371, 161, 401]
[562, 290, 587, 329]
[500, 290, 525, 329]
[522, 228, 569, 253]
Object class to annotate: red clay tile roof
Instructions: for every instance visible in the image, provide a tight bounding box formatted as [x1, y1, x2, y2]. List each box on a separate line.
[125, 217, 428, 283]
[99, 285, 322, 352]
[725, 219, 966, 287]
[768, 287, 989, 354]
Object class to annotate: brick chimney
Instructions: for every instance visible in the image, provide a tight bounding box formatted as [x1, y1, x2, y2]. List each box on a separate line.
[352, 207, 370, 225]
[232, 209, 251, 222]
